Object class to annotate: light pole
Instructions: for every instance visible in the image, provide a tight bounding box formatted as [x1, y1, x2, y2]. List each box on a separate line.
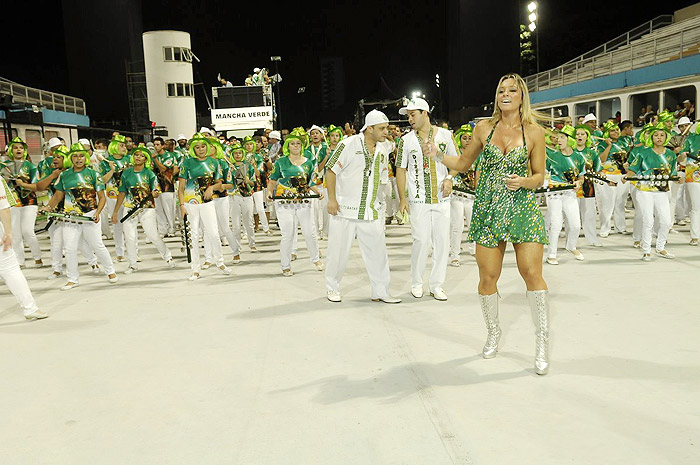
[435, 74, 442, 119]
[270, 56, 282, 129]
[527, 2, 539, 74]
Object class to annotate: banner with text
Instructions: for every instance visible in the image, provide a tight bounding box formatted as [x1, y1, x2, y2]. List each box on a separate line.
[211, 106, 274, 130]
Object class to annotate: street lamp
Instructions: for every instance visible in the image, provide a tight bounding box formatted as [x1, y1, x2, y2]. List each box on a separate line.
[270, 55, 282, 129]
[435, 74, 440, 88]
[527, 2, 539, 72]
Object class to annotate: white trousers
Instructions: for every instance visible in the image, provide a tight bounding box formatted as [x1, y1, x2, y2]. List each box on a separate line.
[596, 174, 629, 234]
[449, 195, 475, 258]
[316, 188, 329, 237]
[229, 195, 255, 255]
[378, 182, 394, 221]
[123, 208, 172, 268]
[636, 189, 672, 254]
[668, 182, 680, 224]
[62, 212, 115, 283]
[578, 197, 599, 245]
[48, 221, 97, 273]
[11, 206, 41, 265]
[105, 197, 126, 256]
[185, 202, 223, 272]
[213, 196, 237, 255]
[252, 190, 269, 231]
[275, 201, 319, 270]
[547, 190, 581, 257]
[685, 182, 700, 239]
[325, 215, 391, 298]
[0, 246, 39, 315]
[676, 183, 689, 220]
[409, 202, 450, 291]
[155, 192, 176, 235]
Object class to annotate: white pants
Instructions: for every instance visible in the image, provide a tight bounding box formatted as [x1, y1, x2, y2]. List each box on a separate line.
[636, 189, 672, 254]
[185, 202, 223, 272]
[229, 195, 255, 255]
[409, 202, 450, 291]
[668, 182, 680, 224]
[213, 196, 237, 255]
[252, 190, 269, 232]
[685, 182, 700, 239]
[578, 197, 599, 245]
[62, 212, 115, 283]
[105, 197, 125, 256]
[378, 182, 394, 221]
[596, 174, 629, 234]
[547, 190, 581, 257]
[123, 208, 172, 268]
[155, 192, 176, 235]
[0, 246, 39, 316]
[676, 182, 689, 220]
[325, 215, 391, 298]
[48, 221, 97, 273]
[11, 206, 41, 265]
[316, 188, 329, 238]
[275, 201, 319, 270]
[449, 195, 475, 259]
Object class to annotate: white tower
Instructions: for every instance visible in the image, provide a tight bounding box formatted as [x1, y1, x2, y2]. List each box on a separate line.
[143, 30, 196, 139]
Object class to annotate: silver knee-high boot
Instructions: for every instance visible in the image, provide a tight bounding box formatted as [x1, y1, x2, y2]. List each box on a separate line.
[479, 293, 501, 359]
[527, 290, 550, 375]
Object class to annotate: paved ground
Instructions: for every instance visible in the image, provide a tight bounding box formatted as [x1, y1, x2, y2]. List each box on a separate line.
[1, 215, 698, 465]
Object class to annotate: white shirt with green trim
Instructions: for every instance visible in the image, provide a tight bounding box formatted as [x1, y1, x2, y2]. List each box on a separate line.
[397, 127, 457, 204]
[327, 133, 392, 221]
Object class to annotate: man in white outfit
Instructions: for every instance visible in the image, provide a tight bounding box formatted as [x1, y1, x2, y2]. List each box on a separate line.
[0, 177, 48, 320]
[325, 110, 401, 304]
[396, 98, 458, 301]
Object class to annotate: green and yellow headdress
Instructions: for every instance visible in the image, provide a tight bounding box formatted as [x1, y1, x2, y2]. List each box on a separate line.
[644, 122, 671, 148]
[8, 136, 28, 159]
[242, 136, 257, 153]
[228, 143, 245, 162]
[108, 134, 127, 156]
[326, 124, 343, 139]
[130, 146, 153, 169]
[282, 129, 307, 156]
[602, 121, 619, 139]
[67, 142, 90, 164]
[188, 132, 212, 158]
[454, 124, 473, 149]
[292, 127, 310, 149]
[555, 124, 577, 149]
[658, 110, 674, 123]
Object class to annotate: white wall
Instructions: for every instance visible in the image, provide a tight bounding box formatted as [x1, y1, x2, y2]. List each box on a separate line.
[143, 31, 196, 139]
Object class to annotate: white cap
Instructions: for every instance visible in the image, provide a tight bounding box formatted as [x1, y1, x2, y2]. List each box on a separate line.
[78, 138, 91, 147]
[399, 97, 430, 115]
[254, 67, 261, 73]
[176, 133, 187, 141]
[309, 125, 324, 134]
[678, 116, 691, 126]
[199, 126, 213, 135]
[361, 109, 389, 132]
[582, 113, 597, 124]
[683, 99, 691, 104]
[268, 130, 281, 140]
[48, 137, 62, 149]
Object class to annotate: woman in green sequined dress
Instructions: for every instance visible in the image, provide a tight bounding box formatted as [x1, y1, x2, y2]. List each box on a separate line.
[428, 73, 552, 375]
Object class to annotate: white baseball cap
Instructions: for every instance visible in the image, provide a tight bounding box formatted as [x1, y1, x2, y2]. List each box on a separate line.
[199, 126, 213, 135]
[361, 109, 389, 132]
[78, 138, 92, 147]
[254, 67, 261, 73]
[582, 113, 597, 124]
[309, 125, 324, 134]
[399, 97, 430, 115]
[678, 116, 691, 126]
[48, 137, 62, 149]
[683, 99, 691, 104]
[268, 130, 281, 140]
[176, 133, 187, 141]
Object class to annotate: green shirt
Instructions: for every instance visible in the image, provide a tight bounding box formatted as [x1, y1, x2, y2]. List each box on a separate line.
[597, 139, 629, 174]
[178, 157, 221, 204]
[37, 157, 54, 180]
[99, 155, 131, 199]
[118, 167, 161, 209]
[546, 149, 586, 184]
[628, 147, 677, 192]
[55, 167, 105, 214]
[154, 151, 179, 193]
[682, 134, 700, 183]
[269, 156, 317, 197]
[229, 161, 255, 196]
[0, 159, 38, 206]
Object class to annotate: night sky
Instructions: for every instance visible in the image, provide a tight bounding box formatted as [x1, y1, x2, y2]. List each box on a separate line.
[5, 0, 698, 131]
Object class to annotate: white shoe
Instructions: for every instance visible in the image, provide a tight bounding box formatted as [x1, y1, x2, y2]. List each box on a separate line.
[166, 259, 175, 268]
[430, 288, 448, 301]
[201, 262, 212, 270]
[291, 254, 297, 261]
[250, 246, 259, 253]
[314, 261, 325, 271]
[567, 249, 585, 261]
[546, 256, 559, 265]
[61, 282, 79, 291]
[641, 253, 652, 262]
[91, 264, 101, 275]
[47, 271, 62, 280]
[116, 256, 125, 262]
[232, 255, 241, 265]
[25, 310, 49, 320]
[108, 274, 119, 283]
[219, 265, 232, 275]
[655, 249, 675, 259]
[371, 295, 402, 304]
[449, 259, 460, 267]
[124, 266, 137, 275]
[282, 269, 293, 277]
[411, 287, 424, 298]
[327, 290, 341, 302]
[590, 243, 603, 248]
[188, 272, 200, 281]
[599, 232, 609, 238]
[633, 241, 641, 248]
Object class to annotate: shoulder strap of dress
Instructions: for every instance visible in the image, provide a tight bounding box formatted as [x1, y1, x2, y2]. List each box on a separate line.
[522, 124, 528, 152]
[485, 122, 497, 144]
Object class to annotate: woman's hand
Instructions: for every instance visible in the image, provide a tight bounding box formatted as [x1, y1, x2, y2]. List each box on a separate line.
[504, 174, 524, 191]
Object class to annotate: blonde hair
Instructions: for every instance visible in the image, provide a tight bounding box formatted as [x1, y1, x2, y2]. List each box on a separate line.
[490, 73, 552, 127]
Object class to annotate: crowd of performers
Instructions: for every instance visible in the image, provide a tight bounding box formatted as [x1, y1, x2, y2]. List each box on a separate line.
[2, 74, 699, 375]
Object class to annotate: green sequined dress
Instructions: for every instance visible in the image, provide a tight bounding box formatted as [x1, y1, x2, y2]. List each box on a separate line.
[468, 123, 548, 247]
